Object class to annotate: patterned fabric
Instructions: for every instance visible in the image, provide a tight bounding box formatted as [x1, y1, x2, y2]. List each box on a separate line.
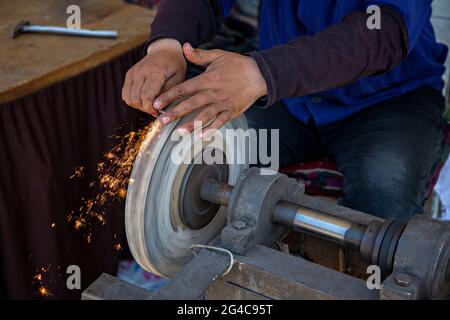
[280, 159, 344, 198]
[281, 123, 450, 199]
[117, 260, 169, 292]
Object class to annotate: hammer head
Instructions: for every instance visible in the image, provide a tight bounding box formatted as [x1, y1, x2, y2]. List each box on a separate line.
[11, 20, 30, 39]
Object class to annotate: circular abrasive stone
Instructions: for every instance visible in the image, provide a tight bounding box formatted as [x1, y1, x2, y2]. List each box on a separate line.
[125, 109, 248, 278]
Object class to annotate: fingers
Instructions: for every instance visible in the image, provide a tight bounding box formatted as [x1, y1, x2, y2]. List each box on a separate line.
[121, 71, 133, 107]
[129, 75, 145, 110]
[154, 76, 205, 111]
[161, 74, 183, 93]
[122, 67, 146, 110]
[122, 67, 166, 117]
[183, 43, 222, 67]
[203, 111, 231, 133]
[176, 105, 225, 134]
[141, 76, 165, 117]
[152, 44, 224, 113]
[158, 93, 213, 126]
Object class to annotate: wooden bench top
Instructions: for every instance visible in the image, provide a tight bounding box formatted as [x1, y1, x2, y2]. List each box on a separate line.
[0, 0, 155, 104]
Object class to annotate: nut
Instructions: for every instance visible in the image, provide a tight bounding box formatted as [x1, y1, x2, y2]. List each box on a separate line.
[394, 273, 411, 287]
[232, 220, 247, 230]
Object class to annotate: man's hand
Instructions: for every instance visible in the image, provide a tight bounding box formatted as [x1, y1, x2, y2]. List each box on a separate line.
[122, 38, 187, 117]
[155, 43, 267, 135]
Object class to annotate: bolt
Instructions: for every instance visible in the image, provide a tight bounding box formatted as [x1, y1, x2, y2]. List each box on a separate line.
[394, 273, 411, 287]
[232, 220, 247, 230]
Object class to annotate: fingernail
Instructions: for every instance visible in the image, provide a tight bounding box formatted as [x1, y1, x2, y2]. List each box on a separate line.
[185, 43, 193, 52]
[158, 116, 170, 125]
[154, 101, 162, 109]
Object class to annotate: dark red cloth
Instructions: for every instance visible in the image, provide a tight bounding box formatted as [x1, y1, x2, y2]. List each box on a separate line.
[0, 46, 150, 299]
[280, 160, 344, 198]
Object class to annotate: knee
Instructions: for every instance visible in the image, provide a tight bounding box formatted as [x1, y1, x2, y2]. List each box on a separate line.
[339, 154, 424, 221]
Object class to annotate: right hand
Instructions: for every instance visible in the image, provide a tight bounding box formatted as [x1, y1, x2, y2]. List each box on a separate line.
[122, 38, 187, 117]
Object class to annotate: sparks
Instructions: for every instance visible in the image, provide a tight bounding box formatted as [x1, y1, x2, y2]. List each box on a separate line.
[69, 120, 161, 242]
[118, 188, 127, 199]
[74, 217, 85, 230]
[95, 213, 106, 225]
[32, 264, 56, 298]
[70, 166, 85, 179]
[38, 285, 52, 297]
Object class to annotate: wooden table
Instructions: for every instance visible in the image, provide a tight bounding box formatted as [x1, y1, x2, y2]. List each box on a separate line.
[0, 0, 155, 104]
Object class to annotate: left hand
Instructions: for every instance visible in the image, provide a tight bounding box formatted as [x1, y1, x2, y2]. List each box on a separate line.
[154, 43, 267, 136]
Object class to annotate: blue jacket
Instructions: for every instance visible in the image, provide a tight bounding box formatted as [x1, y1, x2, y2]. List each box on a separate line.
[223, 0, 448, 125]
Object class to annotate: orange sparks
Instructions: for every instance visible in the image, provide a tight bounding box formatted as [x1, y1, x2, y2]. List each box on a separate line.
[32, 265, 55, 298]
[97, 162, 105, 172]
[105, 152, 115, 160]
[70, 166, 85, 179]
[34, 273, 42, 281]
[114, 243, 123, 252]
[50, 222, 56, 229]
[40, 266, 51, 273]
[69, 121, 161, 242]
[38, 285, 52, 297]
[74, 218, 85, 230]
[118, 188, 127, 199]
[96, 213, 106, 225]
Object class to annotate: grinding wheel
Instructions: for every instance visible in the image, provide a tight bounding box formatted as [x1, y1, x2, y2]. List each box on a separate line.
[125, 108, 249, 278]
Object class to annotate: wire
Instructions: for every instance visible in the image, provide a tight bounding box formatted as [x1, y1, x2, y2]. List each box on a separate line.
[190, 244, 235, 277]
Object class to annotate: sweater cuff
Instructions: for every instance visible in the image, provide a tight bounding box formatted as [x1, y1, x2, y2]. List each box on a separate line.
[142, 32, 188, 57]
[249, 51, 278, 107]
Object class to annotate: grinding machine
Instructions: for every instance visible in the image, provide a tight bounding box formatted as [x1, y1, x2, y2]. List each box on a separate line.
[84, 106, 450, 300]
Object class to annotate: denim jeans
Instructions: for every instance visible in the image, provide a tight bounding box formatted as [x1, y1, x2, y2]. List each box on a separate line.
[245, 87, 446, 221]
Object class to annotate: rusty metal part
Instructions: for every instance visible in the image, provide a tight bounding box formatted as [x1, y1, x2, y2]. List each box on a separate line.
[88, 166, 450, 300]
[220, 169, 305, 255]
[199, 171, 407, 277]
[381, 216, 450, 299]
[200, 178, 233, 207]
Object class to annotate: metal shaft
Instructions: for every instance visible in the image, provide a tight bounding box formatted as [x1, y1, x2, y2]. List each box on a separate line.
[273, 201, 366, 250]
[200, 178, 408, 276]
[200, 179, 366, 250]
[200, 179, 233, 207]
[23, 25, 118, 38]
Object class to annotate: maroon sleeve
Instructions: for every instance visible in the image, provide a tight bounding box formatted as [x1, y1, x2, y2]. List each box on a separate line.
[249, 6, 409, 106]
[148, 0, 224, 48]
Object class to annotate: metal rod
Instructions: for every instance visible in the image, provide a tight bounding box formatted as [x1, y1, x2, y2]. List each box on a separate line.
[23, 25, 118, 38]
[200, 179, 366, 250]
[200, 179, 233, 207]
[273, 201, 366, 250]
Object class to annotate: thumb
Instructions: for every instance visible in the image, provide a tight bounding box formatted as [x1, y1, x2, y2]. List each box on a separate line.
[183, 43, 220, 67]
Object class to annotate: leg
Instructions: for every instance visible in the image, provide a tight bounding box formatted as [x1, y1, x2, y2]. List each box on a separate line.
[245, 102, 321, 168]
[320, 87, 446, 221]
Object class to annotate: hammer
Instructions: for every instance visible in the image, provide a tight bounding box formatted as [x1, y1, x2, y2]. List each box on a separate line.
[11, 20, 118, 39]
